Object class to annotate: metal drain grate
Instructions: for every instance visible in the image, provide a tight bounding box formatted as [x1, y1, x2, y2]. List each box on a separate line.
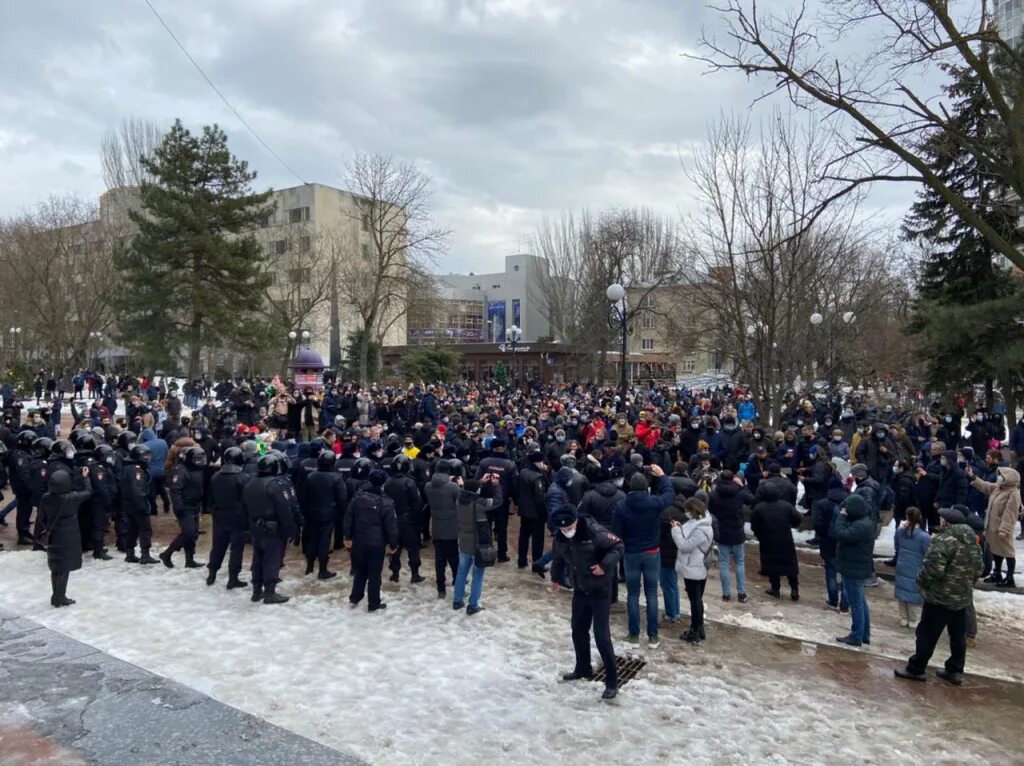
[594, 655, 646, 687]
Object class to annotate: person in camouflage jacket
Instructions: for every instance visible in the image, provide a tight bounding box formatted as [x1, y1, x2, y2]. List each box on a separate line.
[895, 508, 984, 686]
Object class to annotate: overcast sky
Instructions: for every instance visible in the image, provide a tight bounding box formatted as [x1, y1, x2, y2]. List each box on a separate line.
[1, 0, 919, 273]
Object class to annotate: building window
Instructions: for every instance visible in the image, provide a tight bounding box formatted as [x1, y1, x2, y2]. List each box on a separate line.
[260, 214, 273, 228]
[361, 211, 370, 232]
[299, 236, 311, 253]
[641, 313, 656, 330]
[288, 206, 310, 224]
[288, 267, 311, 284]
[641, 338, 655, 351]
[640, 293, 656, 309]
[361, 243, 370, 259]
[271, 240, 289, 255]
[266, 272, 278, 287]
[681, 359, 696, 373]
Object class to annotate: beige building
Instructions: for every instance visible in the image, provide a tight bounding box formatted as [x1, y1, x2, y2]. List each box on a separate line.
[624, 282, 727, 383]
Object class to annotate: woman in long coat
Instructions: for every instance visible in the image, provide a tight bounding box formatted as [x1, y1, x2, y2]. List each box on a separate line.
[970, 465, 1020, 588]
[41, 469, 92, 607]
[751, 482, 802, 600]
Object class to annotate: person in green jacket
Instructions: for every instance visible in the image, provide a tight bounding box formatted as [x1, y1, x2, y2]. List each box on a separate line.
[894, 507, 984, 686]
[834, 494, 875, 647]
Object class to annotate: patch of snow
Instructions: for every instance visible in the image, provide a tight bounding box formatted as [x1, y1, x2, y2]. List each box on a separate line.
[0, 549, 1019, 765]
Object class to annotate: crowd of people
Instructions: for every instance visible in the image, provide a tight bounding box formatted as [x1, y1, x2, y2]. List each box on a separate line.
[1, 374, 1021, 697]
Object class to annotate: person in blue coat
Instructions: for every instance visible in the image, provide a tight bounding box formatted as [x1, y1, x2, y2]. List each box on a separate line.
[140, 428, 170, 515]
[893, 507, 931, 628]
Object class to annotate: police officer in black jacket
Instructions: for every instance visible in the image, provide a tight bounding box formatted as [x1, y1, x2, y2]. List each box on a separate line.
[385, 455, 424, 584]
[207, 446, 251, 589]
[474, 438, 518, 563]
[550, 505, 625, 702]
[243, 454, 297, 605]
[122, 444, 158, 565]
[9, 431, 36, 545]
[85, 441, 117, 559]
[160, 446, 207, 570]
[302, 450, 348, 580]
[343, 470, 399, 612]
[516, 451, 550, 569]
[29, 437, 54, 548]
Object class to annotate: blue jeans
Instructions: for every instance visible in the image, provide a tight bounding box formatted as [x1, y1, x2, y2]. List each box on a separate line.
[842, 577, 870, 643]
[624, 551, 660, 639]
[718, 543, 746, 597]
[0, 498, 17, 522]
[824, 559, 848, 609]
[453, 552, 484, 609]
[660, 566, 680, 620]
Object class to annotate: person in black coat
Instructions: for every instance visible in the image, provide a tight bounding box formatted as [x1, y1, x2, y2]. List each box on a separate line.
[41, 469, 91, 607]
[160, 446, 207, 570]
[384, 455, 424, 584]
[750, 482, 802, 600]
[344, 470, 399, 611]
[302, 450, 349, 581]
[516, 452, 550, 569]
[708, 471, 755, 601]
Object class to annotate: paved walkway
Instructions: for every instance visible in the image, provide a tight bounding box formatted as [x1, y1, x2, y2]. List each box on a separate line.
[0, 608, 364, 766]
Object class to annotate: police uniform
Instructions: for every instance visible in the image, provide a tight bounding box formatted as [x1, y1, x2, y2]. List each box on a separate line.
[302, 467, 348, 578]
[8, 448, 34, 544]
[85, 458, 117, 558]
[475, 448, 518, 562]
[207, 465, 251, 586]
[163, 464, 206, 566]
[384, 472, 424, 581]
[243, 475, 297, 602]
[121, 460, 154, 562]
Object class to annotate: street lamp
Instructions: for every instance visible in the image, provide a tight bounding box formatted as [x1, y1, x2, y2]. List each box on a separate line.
[809, 312, 824, 326]
[9, 326, 22, 365]
[606, 283, 628, 402]
[504, 324, 521, 386]
[88, 331, 103, 370]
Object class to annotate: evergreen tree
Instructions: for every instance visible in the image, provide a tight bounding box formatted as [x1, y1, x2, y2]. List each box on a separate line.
[113, 120, 273, 378]
[903, 60, 1024, 402]
[341, 329, 380, 382]
[401, 344, 462, 383]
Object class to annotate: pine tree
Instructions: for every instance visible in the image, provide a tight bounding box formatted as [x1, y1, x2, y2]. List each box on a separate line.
[903, 59, 1024, 402]
[113, 120, 273, 377]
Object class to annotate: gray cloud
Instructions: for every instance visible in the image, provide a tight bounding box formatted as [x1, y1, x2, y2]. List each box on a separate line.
[0, 0, 913, 272]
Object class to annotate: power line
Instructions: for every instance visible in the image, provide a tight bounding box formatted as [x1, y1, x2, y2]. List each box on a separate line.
[142, 0, 307, 185]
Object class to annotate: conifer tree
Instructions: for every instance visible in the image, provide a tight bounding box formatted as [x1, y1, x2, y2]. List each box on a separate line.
[114, 120, 273, 377]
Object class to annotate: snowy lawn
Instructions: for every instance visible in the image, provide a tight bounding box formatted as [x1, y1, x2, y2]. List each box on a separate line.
[0, 548, 1020, 766]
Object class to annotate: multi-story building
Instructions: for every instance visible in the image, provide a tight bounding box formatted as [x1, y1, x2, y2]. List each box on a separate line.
[421, 254, 553, 344]
[995, 0, 1024, 46]
[254, 183, 407, 364]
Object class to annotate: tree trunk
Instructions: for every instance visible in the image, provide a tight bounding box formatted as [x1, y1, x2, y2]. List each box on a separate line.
[281, 339, 294, 381]
[985, 377, 995, 412]
[358, 331, 369, 385]
[329, 278, 341, 369]
[187, 312, 202, 380]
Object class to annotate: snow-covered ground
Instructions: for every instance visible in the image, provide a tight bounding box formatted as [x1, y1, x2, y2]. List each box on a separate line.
[0, 549, 1021, 765]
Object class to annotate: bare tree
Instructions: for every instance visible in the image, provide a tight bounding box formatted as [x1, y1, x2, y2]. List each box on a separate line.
[682, 112, 898, 424]
[695, 0, 1024, 271]
[100, 117, 163, 189]
[338, 153, 450, 384]
[533, 208, 682, 383]
[0, 195, 126, 368]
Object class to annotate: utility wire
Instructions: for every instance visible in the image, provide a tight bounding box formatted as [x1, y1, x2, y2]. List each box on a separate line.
[142, 0, 308, 185]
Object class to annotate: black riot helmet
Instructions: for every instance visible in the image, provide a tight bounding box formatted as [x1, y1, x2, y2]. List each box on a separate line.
[17, 430, 38, 450]
[69, 428, 90, 451]
[308, 438, 325, 460]
[76, 432, 97, 457]
[391, 454, 412, 474]
[257, 453, 280, 477]
[129, 444, 152, 465]
[50, 439, 76, 461]
[32, 437, 54, 459]
[222, 447, 245, 467]
[447, 458, 465, 479]
[351, 457, 373, 480]
[317, 451, 337, 471]
[270, 450, 292, 474]
[184, 446, 208, 468]
[95, 443, 116, 466]
[117, 431, 137, 451]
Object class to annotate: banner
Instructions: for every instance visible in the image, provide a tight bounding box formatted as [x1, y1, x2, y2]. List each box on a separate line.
[487, 300, 506, 342]
[512, 298, 521, 330]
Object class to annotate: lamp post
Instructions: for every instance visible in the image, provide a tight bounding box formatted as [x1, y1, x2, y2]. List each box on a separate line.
[504, 324, 521, 386]
[606, 283, 628, 402]
[9, 326, 22, 366]
[88, 331, 104, 370]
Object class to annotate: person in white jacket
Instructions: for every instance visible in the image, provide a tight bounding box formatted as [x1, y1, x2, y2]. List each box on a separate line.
[671, 497, 715, 644]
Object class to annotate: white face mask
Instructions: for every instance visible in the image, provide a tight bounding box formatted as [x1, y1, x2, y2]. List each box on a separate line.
[997, 473, 1006, 486]
[614, 478, 624, 488]
[561, 526, 577, 539]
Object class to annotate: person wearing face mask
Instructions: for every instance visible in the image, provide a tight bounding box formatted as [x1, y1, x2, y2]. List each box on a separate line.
[936, 411, 961, 448]
[830, 429, 851, 462]
[545, 429, 569, 466]
[679, 418, 703, 463]
[515, 452, 550, 571]
[965, 410, 991, 455]
[712, 416, 749, 473]
[967, 464, 1019, 588]
[550, 504, 624, 702]
[935, 450, 968, 517]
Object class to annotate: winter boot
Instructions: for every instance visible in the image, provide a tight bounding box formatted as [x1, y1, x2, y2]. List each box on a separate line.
[206, 568, 217, 586]
[184, 552, 204, 569]
[124, 550, 140, 563]
[54, 573, 75, 607]
[226, 575, 248, 589]
[317, 565, 337, 581]
[305, 557, 316, 576]
[791, 586, 800, 602]
[389, 571, 400, 583]
[410, 568, 425, 584]
[93, 549, 113, 561]
[997, 577, 1016, 589]
[138, 549, 158, 565]
[251, 584, 264, 603]
[262, 584, 289, 605]
[983, 572, 1003, 584]
[50, 573, 60, 607]
[158, 549, 174, 568]
[765, 588, 781, 599]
